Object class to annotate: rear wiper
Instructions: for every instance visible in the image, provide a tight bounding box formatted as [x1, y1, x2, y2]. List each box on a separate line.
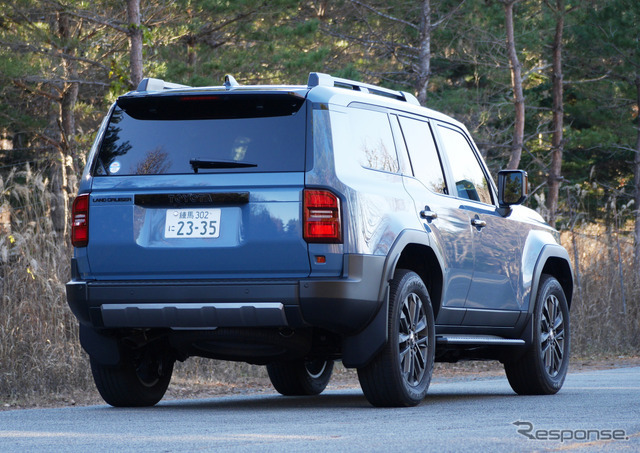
[189, 159, 257, 173]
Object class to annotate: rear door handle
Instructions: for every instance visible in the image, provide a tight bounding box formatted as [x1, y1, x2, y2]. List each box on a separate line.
[420, 206, 438, 220]
[471, 217, 486, 228]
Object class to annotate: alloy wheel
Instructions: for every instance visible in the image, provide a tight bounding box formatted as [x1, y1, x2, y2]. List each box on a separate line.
[398, 292, 429, 387]
[540, 293, 565, 377]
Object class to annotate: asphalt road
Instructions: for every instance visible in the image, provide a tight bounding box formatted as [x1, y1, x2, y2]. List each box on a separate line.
[1, 366, 638, 452]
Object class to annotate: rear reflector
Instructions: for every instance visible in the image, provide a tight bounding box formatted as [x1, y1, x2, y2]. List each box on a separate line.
[71, 194, 89, 247]
[304, 189, 342, 243]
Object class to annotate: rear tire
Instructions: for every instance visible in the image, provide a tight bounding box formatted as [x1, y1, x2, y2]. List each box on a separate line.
[505, 274, 570, 395]
[357, 269, 435, 407]
[267, 359, 334, 396]
[90, 347, 174, 407]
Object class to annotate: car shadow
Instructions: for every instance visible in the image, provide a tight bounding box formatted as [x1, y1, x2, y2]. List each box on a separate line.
[94, 383, 519, 412]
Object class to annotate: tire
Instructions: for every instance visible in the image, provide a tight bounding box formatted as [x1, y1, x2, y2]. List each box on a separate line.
[505, 274, 570, 395]
[90, 347, 174, 407]
[267, 359, 334, 396]
[357, 269, 435, 407]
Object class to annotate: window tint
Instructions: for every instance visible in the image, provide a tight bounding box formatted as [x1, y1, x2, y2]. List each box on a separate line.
[398, 117, 447, 194]
[94, 94, 306, 176]
[348, 108, 399, 173]
[437, 125, 492, 204]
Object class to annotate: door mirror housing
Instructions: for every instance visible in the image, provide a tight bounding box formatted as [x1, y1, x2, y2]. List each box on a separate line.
[498, 170, 528, 207]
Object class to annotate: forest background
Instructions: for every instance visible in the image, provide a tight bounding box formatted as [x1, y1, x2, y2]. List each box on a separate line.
[0, 0, 639, 401]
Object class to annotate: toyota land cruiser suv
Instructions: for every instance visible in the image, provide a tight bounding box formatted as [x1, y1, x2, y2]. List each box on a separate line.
[67, 72, 573, 407]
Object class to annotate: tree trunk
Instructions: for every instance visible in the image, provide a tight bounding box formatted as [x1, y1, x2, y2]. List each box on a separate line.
[503, 0, 525, 170]
[546, 0, 565, 228]
[51, 11, 79, 235]
[49, 97, 66, 234]
[61, 71, 79, 223]
[60, 10, 79, 173]
[187, 39, 196, 79]
[417, 0, 431, 106]
[633, 75, 640, 278]
[127, 0, 144, 88]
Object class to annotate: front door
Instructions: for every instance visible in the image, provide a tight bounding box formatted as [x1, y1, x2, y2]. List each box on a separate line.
[434, 124, 523, 327]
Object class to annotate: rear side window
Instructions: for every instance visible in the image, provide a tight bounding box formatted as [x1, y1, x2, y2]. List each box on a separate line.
[347, 108, 399, 173]
[398, 116, 447, 194]
[94, 94, 307, 176]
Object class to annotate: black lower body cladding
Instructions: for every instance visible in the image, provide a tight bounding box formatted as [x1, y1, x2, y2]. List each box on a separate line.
[66, 254, 386, 332]
[66, 254, 389, 366]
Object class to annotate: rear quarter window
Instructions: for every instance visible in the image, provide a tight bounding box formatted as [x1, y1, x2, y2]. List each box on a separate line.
[347, 107, 399, 173]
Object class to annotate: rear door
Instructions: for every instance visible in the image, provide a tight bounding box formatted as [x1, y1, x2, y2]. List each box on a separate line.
[393, 114, 474, 325]
[84, 92, 311, 280]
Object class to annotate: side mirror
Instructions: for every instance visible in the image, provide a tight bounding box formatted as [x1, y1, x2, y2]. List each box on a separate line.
[498, 170, 528, 207]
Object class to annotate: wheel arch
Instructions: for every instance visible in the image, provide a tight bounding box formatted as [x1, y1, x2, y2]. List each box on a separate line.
[529, 244, 574, 312]
[393, 243, 443, 319]
[383, 230, 444, 316]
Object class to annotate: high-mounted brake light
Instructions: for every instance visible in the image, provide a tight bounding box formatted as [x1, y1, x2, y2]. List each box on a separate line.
[178, 95, 220, 102]
[304, 189, 342, 243]
[71, 194, 89, 247]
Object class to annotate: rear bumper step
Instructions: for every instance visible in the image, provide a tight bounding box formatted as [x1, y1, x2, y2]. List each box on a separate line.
[101, 302, 287, 328]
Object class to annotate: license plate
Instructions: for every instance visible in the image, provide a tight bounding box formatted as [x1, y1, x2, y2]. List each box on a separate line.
[165, 208, 221, 238]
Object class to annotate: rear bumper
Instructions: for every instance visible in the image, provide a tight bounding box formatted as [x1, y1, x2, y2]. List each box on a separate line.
[66, 254, 387, 335]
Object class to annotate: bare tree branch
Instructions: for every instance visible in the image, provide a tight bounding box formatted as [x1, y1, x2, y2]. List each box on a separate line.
[12, 80, 61, 101]
[349, 0, 419, 31]
[0, 39, 110, 73]
[432, 0, 466, 29]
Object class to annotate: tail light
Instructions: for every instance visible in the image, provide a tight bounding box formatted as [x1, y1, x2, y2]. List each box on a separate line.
[304, 189, 342, 243]
[71, 194, 89, 247]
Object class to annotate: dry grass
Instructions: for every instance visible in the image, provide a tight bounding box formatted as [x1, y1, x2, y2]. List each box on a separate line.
[562, 224, 640, 357]
[0, 168, 638, 404]
[0, 167, 93, 399]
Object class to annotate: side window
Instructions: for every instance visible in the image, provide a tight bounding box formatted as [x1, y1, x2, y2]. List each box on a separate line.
[347, 108, 399, 173]
[398, 116, 447, 194]
[437, 125, 492, 205]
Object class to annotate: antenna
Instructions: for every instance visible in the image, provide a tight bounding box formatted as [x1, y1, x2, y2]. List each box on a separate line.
[224, 75, 240, 90]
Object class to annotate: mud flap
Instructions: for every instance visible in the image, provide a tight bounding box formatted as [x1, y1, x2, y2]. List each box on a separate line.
[79, 324, 121, 366]
[341, 289, 389, 368]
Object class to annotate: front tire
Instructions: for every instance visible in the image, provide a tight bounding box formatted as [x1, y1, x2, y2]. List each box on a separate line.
[357, 269, 435, 407]
[505, 274, 570, 395]
[267, 359, 334, 396]
[90, 347, 174, 407]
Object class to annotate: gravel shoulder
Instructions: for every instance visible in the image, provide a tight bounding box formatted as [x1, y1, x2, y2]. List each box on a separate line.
[3, 355, 639, 411]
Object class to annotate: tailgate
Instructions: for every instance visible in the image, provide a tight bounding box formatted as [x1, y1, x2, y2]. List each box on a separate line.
[84, 173, 310, 280]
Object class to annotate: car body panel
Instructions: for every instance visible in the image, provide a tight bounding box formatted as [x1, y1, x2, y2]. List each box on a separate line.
[82, 173, 311, 280]
[401, 177, 474, 320]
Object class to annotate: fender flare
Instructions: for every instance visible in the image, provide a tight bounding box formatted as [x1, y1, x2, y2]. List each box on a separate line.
[518, 243, 574, 348]
[381, 229, 443, 287]
[528, 243, 574, 314]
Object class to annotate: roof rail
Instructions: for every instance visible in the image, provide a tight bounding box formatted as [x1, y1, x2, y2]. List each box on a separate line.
[136, 78, 190, 92]
[307, 72, 420, 106]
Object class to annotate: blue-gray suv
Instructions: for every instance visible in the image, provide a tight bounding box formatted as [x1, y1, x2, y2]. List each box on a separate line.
[67, 73, 573, 407]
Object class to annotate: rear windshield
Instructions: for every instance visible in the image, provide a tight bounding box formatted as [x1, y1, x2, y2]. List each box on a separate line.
[94, 93, 307, 176]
